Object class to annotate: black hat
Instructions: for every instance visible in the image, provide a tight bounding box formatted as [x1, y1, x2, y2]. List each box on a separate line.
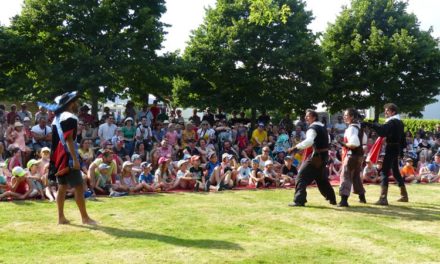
[37, 91, 80, 115]
[54, 91, 80, 114]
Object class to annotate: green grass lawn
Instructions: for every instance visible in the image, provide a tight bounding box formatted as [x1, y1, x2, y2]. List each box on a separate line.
[1, 184, 439, 264]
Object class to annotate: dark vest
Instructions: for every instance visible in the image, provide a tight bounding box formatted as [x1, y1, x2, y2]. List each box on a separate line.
[386, 119, 405, 150]
[309, 124, 328, 149]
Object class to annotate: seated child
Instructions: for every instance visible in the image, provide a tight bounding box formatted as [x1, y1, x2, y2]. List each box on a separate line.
[0, 167, 34, 200]
[170, 159, 195, 190]
[138, 162, 157, 192]
[236, 158, 251, 186]
[93, 163, 113, 195]
[280, 155, 298, 185]
[263, 160, 280, 187]
[250, 158, 265, 188]
[189, 155, 204, 192]
[362, 160, 380, 183]
[26, 159, 45, 199]
[400, 158, 417, 183]
[112, 161, 142, 194]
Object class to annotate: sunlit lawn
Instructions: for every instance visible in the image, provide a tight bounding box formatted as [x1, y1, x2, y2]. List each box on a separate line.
[1, 184, 439, 263]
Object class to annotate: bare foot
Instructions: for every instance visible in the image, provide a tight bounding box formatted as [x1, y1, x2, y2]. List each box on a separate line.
[82, 218, 98, 226]
[58, 218, 71, 225]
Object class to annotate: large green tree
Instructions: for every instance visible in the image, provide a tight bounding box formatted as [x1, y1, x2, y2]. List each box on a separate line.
[173, 0, 326, 117]
[2, 0, 167, 114]
[322, 0, 440, 119]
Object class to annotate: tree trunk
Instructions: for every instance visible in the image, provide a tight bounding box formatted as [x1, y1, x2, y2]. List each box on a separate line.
[374, 105, 380, 122]
[250, 107, 257, 137]
[91, 89, 99, 119]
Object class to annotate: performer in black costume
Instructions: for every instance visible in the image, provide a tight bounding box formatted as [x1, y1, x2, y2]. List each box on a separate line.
[289, 109, 336, 207]
[364, 103, 408, 205]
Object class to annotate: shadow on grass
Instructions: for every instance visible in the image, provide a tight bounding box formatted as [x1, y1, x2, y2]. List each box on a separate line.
[293, 202, 440, 222]
[340, 204, 440, 222]
[72, 224, 243, 250]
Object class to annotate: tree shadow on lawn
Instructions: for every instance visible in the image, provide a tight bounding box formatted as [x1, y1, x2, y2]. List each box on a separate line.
[72, 224, 243, 250]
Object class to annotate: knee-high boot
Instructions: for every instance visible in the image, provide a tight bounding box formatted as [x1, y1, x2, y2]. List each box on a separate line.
[375, 185, 388, 206]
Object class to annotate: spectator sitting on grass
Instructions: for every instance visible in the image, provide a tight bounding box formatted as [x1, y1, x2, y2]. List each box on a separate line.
[255, 146, 272, 170]
[251, 123, 268, 152]
[88, 150, 117, 190]
[0, 167, 34, 201]
[197, 120, 216, 145]
[362, 160, 380, 184]
[420, 153, 440, 183]
[113, 161, 143, 194]
[169, 159, 194, 191]
[250, 158, 265, 188]
[26, 159, 45, 199]
[218, 153, 236, 190]
[263, 160, 280, 187]
[31, 117, 53, 151]
[241, 143, 257, 161]
[7, 147, 22, 172]
[236, 158, 251, 187]
[400, 158, 417, 183]
[131, 154, 143, 179]
[155, 157, 174, 191]
[280, 155, 297, 185]
[92, 163, 112, 195]
[204, 152, 221, 192]
[189, 155, 204, 191]
[78, 139, 94, 173]
[138, 162, 156, 192]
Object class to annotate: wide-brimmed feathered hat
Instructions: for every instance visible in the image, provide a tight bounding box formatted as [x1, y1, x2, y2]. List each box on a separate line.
[38, 91, 80, 114]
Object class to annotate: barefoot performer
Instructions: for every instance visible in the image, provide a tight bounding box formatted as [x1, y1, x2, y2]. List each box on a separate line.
[43, 91, 96, 225]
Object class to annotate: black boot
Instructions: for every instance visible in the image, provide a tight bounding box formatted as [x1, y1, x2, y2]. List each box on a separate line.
[359, 193, 367, 204]
[397, 185, 409, 202]
[375, 185, 388, 205]
[338, 195, 349, 207]
[204, 180, 211, 192]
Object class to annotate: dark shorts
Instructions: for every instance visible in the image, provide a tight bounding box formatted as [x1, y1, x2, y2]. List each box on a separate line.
[56, 169, 83, 187]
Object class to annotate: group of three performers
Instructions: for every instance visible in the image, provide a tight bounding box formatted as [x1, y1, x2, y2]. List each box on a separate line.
[289, 103, 409, 207]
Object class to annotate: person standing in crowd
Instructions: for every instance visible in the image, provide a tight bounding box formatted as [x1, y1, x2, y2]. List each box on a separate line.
[150, 100, 160, 123]
[337, 108, 367, 207]
[257, 110, 270, 126]
[202, 107, 215, 126]
[6, 104, 19, 125]
[333, 115, 347, 138]
[189, 109, 201, 127]
[18, 103, 32, 122]
[98, 115, 117, 147]
[364, 103, 408, 205]
[46, 91, 96, 225]
[289, 109, 336, 207]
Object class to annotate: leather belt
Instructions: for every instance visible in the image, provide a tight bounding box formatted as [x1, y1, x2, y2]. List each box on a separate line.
[314, 148, 328, 153]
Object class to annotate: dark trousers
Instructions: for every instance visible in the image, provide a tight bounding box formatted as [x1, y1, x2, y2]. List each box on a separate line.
[381, 146, 405, 187]
[339, 154, 365, 196]
[294, 152, 336, 205]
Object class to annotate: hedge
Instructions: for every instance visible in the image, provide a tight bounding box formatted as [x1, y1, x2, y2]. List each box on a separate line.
[368, 118, 440, 135]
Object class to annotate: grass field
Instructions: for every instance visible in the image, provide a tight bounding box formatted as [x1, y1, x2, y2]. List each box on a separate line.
[1, 184, 439, 264]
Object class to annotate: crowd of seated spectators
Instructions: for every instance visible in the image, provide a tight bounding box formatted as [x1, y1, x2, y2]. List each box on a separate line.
[1, 101, 439, 201]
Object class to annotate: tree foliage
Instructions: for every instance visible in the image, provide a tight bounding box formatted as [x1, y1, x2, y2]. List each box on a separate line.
[173, 0, 326, 115]
[1, 0, 167, 112]
[322, 0, 440, 119]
